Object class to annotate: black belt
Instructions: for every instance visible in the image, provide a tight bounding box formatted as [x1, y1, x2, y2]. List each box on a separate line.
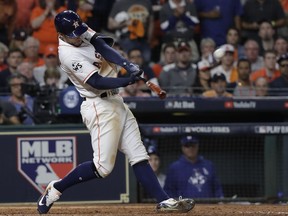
[83, 89, 118, 100]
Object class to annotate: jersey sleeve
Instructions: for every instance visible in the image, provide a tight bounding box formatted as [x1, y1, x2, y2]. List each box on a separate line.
[62, 56, 99, 84]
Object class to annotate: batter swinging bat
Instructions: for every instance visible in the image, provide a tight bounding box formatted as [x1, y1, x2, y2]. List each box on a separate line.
[138, 77, 167, 99]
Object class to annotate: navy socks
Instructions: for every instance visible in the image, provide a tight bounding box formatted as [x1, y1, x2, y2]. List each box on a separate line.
[53, 159, 169, 203]
[133, 160, 169, 203]
[53, 161, 100, 193]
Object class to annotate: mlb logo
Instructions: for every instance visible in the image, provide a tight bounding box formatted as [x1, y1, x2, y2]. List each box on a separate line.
[17, 137, 77, 193]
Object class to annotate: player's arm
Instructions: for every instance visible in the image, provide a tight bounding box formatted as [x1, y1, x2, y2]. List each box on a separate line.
[86, 70, 142, 90]
[81, 30, 139, 74]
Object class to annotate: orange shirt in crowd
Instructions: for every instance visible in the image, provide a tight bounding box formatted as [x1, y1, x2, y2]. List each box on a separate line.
[202, 90, 233, 98]
[279, 0, 288, 13]
[23, 57, 45, 67]
[250, 68, 281, 83]
[152, 63, 162, 78]
[15, 0, 38, 31]
[30, 6, 66, 54]
[0, 64, 8, 72]
[228, 67, 238, 83]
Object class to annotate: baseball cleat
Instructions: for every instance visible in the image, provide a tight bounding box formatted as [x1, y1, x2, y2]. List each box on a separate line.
[37, 180, 62, 214]
[156, 197, 195, 213]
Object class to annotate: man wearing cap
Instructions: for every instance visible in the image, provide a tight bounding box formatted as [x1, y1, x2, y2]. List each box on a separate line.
[269, 53, 288, 96]
[202, 73, 233, 97]
[210, 44, 238, 84]
[147, 144, 166, 188]
[164, 135, 223, 198]
[33, 44, 68, 87]
[159, 40, 198, 96]
[9, 29, 28, 51]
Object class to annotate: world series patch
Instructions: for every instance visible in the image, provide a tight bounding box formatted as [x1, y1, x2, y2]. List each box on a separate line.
[17, 136, 77, 193]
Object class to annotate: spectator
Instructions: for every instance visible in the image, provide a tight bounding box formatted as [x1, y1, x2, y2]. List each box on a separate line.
[76, 0, 94, 24]
[197, 38, 216, 70]
[210, 44, 238, 84]
[146, 141, 166, 188]
[194, 0, 243, 47]
[278, 0, 288, 38]
[125, 47, 158, 96]
[269, 53, 288, 96]
[231, 59, 256, 97]
[15, 0, 38, 34]
[7, 73, 34, 125]
[274, 36, 288, 61]
[226, 27, 245, 60]
[108, 0, 154, 63]
[57, 0, 77, 10]
[194, 38, 216, 94]
[0, 46, 8, 72]
[44, 67, 67, 90]
[164, 135, 224, 198]
[23, 36, 44, 67]
[159, 0, 200, 62]
[127, 48, 158, 83]
[241, 0, 285, 40]
[0, 98, 21, 125]
[202, 73, 233, 98]
[30, 0, 66, 54]
[152, 43, 177, 78]
[0, 42, 9, 57]
[77, 0, 116, 33]
[194, 65, 211, 94]
[0, 48, 24, 94]
[9, 28, 28, 51]
[149, 0, 165, 63]
[255, 76, 269, 96]
[196, 38, 217, 93]
[159, 40, 198, 96]
[33, 44, 68, 86]
[17, 62, 38, 86]
[243, 39, 264, 72]
[250, 50, 281, 83]
[140, 138, 166, 200]
[257, 21, 276, 56]
[0, 0, 17, 46]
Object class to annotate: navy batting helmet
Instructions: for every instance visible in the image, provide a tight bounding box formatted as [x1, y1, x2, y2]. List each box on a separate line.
[54, 10, 88, 38]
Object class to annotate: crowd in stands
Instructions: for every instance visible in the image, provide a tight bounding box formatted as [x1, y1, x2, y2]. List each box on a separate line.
[1, 0, 288, 125]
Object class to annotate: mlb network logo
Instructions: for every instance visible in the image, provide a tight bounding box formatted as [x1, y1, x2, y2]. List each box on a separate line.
[17, 137, 77, 193]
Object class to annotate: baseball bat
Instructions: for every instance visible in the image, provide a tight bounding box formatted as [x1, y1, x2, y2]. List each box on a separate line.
[138, 77, 167, 99]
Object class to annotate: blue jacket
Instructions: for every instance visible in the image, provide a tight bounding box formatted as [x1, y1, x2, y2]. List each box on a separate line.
[164, 155, 223, 198]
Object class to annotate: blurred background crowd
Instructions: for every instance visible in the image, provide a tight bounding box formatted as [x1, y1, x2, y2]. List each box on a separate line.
[1, 0, 288, 125]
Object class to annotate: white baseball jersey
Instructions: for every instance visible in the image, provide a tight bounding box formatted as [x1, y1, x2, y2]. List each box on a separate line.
[58, 38, 118, 98]
[58, 37, 149, 177]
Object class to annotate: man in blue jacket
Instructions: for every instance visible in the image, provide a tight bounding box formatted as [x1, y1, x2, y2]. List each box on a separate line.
[164, 135, 224, 198]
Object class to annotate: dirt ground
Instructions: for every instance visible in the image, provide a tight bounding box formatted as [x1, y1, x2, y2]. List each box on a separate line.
[0, 203, 288, 216]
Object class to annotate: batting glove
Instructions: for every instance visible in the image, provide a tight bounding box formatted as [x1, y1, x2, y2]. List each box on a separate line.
[129, 69, 143, 83]
[123, 62, 140, 74]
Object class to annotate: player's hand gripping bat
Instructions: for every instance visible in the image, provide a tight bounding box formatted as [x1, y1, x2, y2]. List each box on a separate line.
[138, 76, 167, 99]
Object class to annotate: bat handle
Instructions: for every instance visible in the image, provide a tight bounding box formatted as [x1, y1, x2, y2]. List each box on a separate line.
[138, 77, 148, 83]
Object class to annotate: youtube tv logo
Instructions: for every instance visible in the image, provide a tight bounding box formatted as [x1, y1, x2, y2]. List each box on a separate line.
[224, 101, 234, 109]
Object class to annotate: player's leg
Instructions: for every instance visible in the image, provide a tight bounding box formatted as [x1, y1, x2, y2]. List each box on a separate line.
[37, 98, 122, 214]
[119, 106, 195, 212]
[55, 98, 123, 186]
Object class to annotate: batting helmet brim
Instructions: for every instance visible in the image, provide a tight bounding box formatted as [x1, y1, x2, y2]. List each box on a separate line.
[66, 23, 88, 38]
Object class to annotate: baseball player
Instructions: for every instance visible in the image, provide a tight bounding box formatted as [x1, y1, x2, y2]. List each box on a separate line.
[37, 10, 195, 214]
